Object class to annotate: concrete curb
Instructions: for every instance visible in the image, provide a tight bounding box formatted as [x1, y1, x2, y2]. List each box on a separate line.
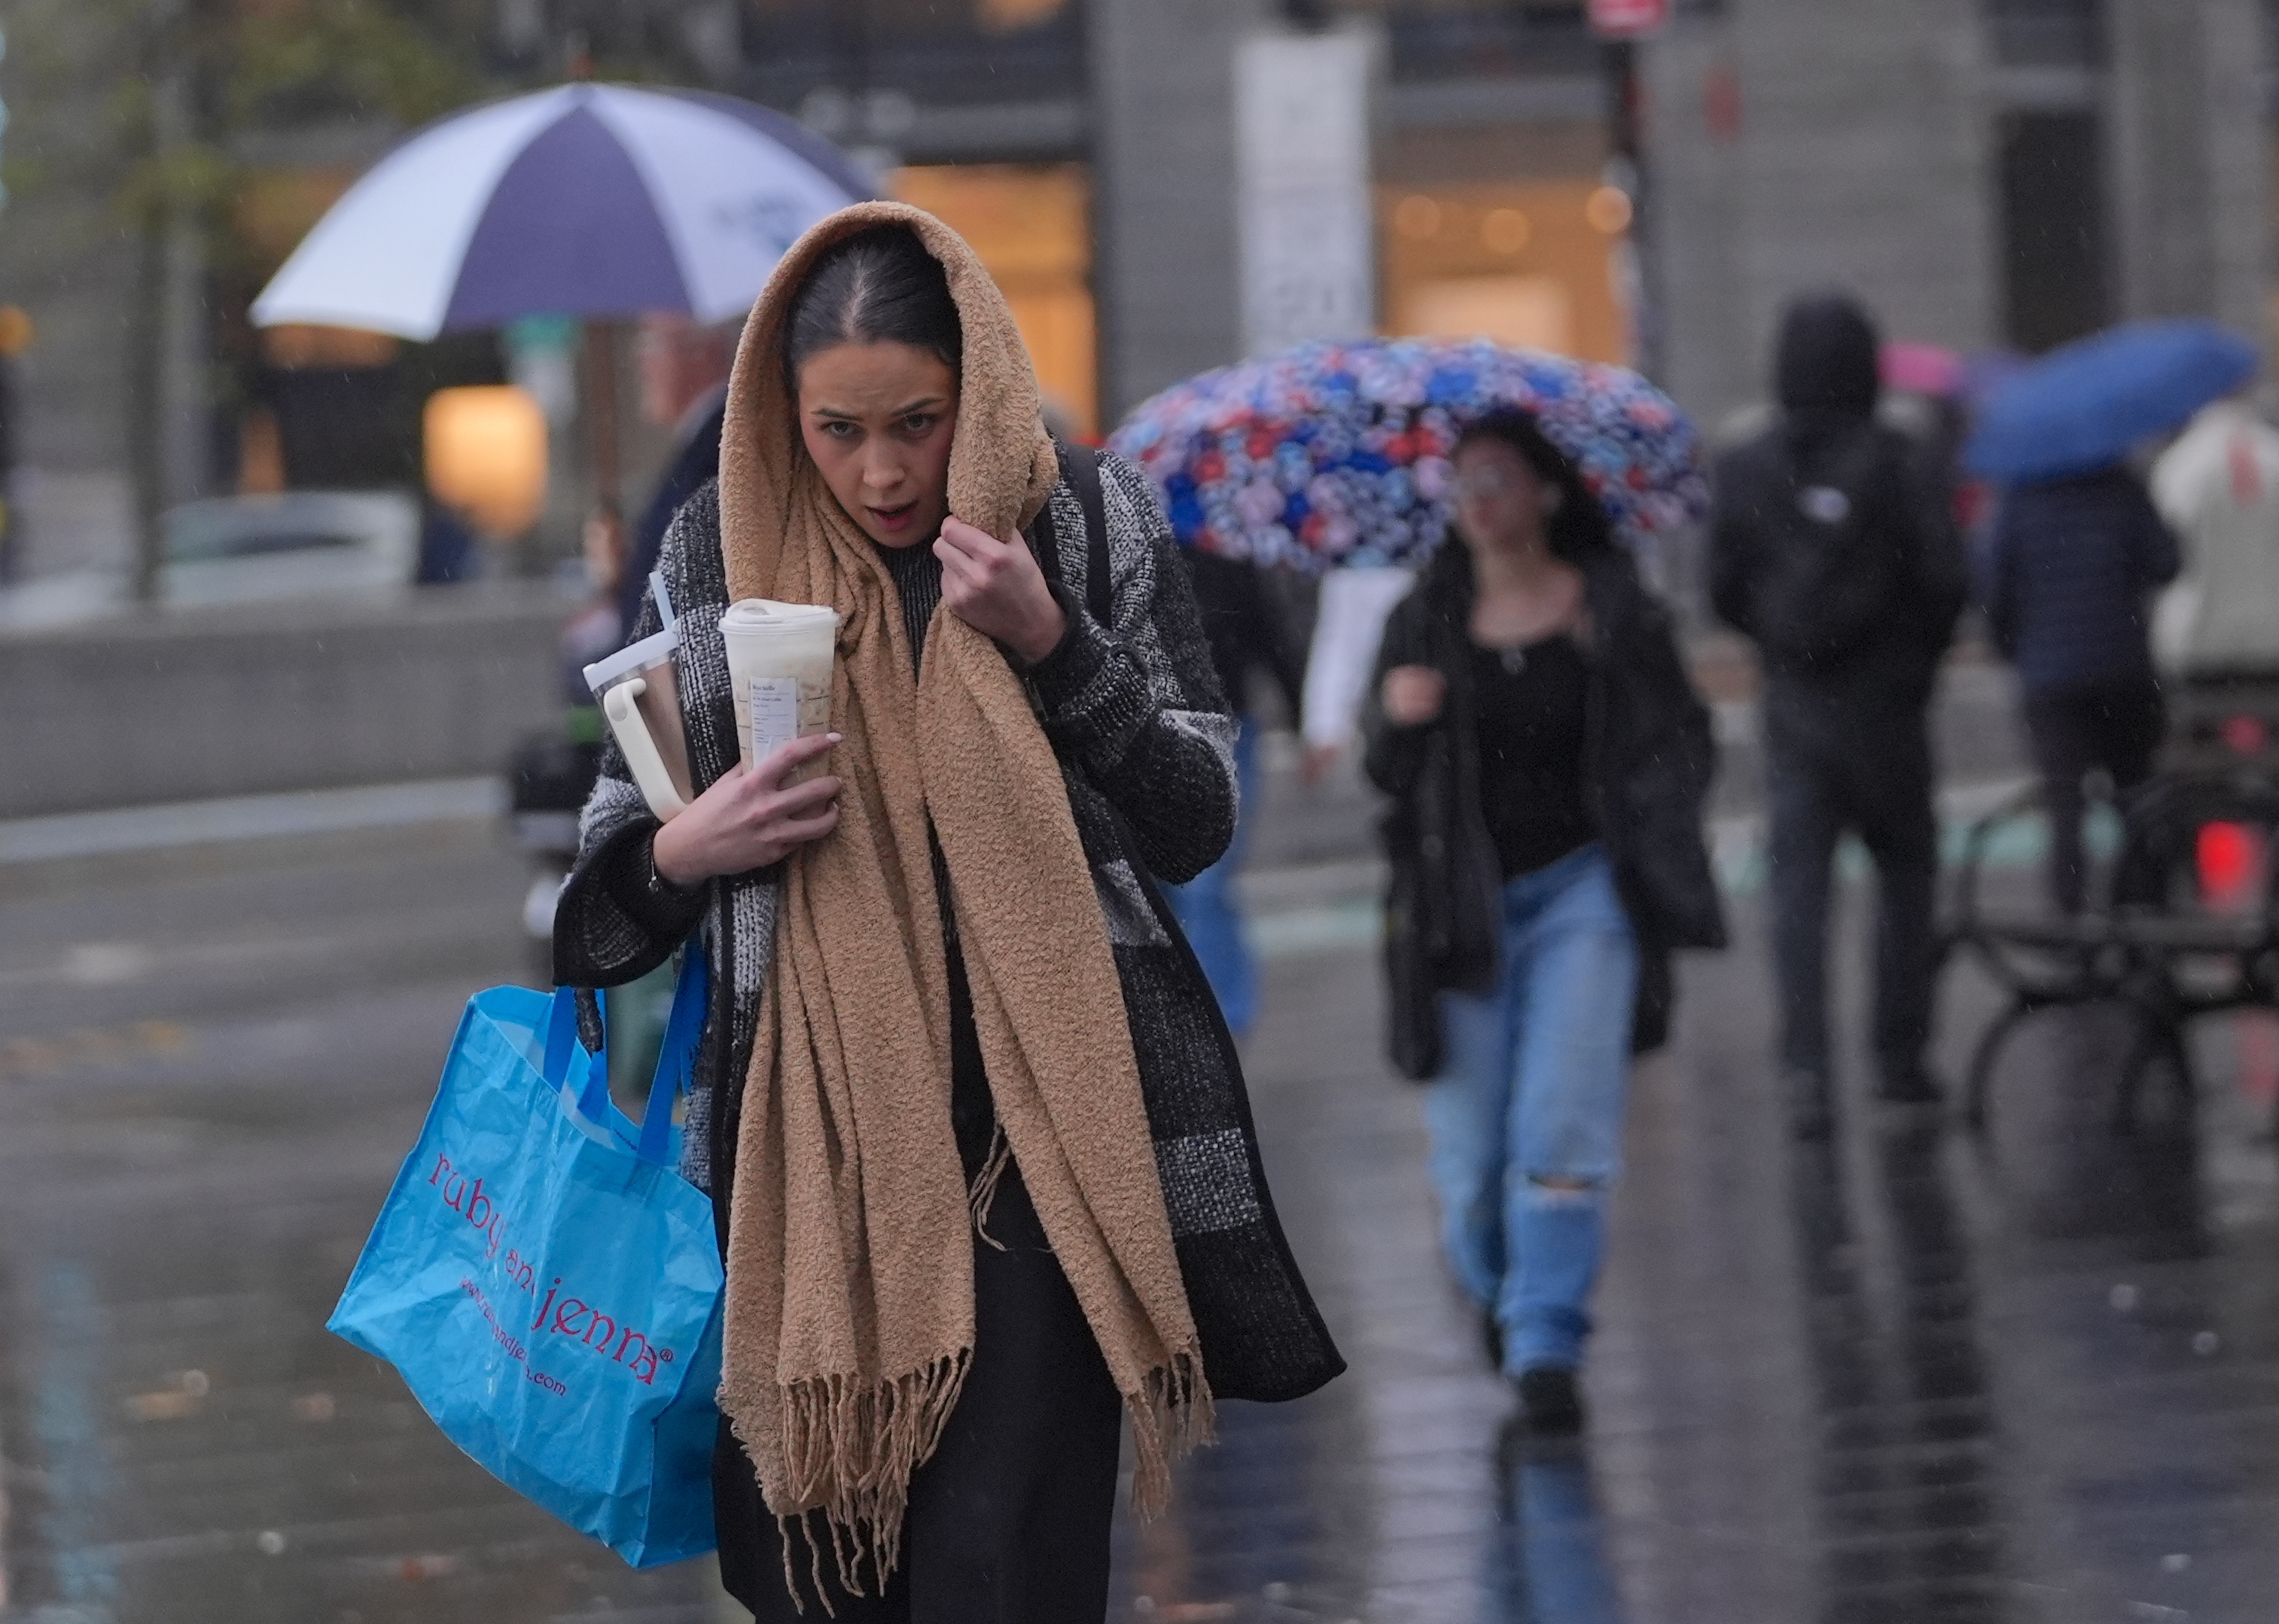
[0, 777, 506, 866]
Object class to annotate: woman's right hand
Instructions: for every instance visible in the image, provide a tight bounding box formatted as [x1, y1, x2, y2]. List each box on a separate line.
[651, 732, 843, 887]
[1380, 665, 1447, 727]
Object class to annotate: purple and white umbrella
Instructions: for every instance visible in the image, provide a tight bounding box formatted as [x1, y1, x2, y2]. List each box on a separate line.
[251, 84, 870, 338]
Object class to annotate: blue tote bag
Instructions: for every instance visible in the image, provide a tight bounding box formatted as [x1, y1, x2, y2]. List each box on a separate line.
[331, 952, 721, 1567]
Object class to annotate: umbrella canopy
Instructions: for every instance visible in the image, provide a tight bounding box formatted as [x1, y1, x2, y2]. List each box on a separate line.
[1964, 319, 2257, 483]
[1107, 338, 1706, 574]
[251, 84, 870, 339]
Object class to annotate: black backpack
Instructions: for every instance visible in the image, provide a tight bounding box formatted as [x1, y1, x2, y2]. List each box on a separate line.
[1742, 423, 1911, 677]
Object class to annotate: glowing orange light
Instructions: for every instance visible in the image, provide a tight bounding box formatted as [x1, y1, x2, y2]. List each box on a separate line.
[1394, 195, 1443, 239]
[1586, 186, 1635, 234]
[425, 385, 548, 538]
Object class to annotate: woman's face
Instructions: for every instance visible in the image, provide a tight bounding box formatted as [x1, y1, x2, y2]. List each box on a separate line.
[1450, 436, 1552, 561]
[796, 341, 959, 549]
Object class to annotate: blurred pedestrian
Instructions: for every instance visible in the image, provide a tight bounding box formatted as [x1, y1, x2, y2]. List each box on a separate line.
[1711, 293, 1967, 1139]
[1164, 550, 1307, 1037]
[2150, 394, 2279, 681]
[554, 206, 1339, 1621]
[1981, 461, 2180, 913]
[1363, 409, 1723, 1436]
[614, 315, 736, 638]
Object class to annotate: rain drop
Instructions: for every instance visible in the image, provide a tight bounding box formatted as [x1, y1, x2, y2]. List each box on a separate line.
[2110, 1283, 2140, 1311]
[2193, 1330, 2220, 1354]
[2162, 1552, 2191, 1572]
[257, 1530, 287, 1556]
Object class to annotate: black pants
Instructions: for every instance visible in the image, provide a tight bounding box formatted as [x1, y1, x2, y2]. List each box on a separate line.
[1766, 718, 1940, 1088]
[2022, 676, 2165, 913]
[716, 1166, 1126, 1623]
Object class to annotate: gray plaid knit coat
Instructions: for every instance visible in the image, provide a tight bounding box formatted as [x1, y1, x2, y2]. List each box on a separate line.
[553, 456, 1343, 1404]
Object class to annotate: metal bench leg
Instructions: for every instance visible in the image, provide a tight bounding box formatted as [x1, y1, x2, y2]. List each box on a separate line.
[2116, 1013, 2194, 1134]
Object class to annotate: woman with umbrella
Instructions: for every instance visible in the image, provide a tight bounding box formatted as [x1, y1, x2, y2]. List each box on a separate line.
[1360, 408, 1723, 1435]
[553, 206, 1340, 1619]
[1967, 320, 2238, 911]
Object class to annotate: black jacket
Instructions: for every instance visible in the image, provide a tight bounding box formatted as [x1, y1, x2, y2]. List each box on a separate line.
[1362, 541, 1726, 1076]
[1185, 549, 1306, 725]
[1979, 465, 2180, 697]
[1708, 296, 1967, 720]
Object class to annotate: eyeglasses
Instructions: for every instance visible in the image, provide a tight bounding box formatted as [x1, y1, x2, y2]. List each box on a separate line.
[1452, 468, 1525, 501]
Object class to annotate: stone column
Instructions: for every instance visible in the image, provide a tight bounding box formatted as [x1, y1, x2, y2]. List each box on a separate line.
[1643, 0, 2000, 429]
[1087, 0, 1272, 422]
[2105, 0, 2269, 346]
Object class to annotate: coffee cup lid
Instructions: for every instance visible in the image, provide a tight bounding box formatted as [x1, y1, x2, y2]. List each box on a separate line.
[721, 599, 839, 635]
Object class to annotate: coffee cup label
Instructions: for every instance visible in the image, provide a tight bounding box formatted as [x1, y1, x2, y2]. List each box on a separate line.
[750, 678, 800, 763]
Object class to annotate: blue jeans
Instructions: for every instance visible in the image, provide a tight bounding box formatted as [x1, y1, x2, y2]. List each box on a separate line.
[1165, 719, 1263, 1037]
[1422, 845, 1638, 1375]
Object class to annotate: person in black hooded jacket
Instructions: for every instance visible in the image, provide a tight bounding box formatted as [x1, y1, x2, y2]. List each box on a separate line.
[1709, 292, 1967, 1139]
[1363, 408, 1723, 1436]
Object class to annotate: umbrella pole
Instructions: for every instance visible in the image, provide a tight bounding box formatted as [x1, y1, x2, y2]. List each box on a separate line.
[583, 318, 622, 523]
[580, 318, 626, 595]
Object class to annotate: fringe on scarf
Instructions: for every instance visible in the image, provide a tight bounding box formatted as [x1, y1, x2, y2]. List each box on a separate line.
[1123, 1347, 1217, 1521]
[769, 1345, 1214, 1613]
[772, 1350, 973, 1610]
[965, 1124, 1014, 1253]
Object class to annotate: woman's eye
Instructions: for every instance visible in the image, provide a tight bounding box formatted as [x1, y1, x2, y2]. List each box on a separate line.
[900, 415, 936, 436]
[823, 421, 858, 440]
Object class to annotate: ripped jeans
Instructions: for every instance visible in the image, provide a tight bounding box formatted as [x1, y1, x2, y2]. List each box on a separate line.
[1423, 845, 1638, 1376]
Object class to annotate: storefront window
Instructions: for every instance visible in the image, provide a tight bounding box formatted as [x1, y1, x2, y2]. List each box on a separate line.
[1379, 179, 1630, 363]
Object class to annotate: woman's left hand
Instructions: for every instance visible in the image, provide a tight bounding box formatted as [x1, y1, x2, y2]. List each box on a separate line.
[936, 516, 1068, 664]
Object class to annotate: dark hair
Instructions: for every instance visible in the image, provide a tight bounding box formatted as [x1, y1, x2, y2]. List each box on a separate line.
[1452, 407, 1615, 562]
[783, 224, 962, 392]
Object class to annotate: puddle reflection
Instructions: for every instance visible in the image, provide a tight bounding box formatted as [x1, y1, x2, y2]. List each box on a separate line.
[1488, 1432, 1625, 1623]
[1792, 1121, 2011, 1622]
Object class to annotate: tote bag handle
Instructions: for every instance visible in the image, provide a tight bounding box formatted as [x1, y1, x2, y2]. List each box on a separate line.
[543, 952, 708, 1168]
[635, 949, 708, 1165]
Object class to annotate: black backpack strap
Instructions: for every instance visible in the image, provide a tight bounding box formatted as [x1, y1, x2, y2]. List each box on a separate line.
[1037, 439, 1113, 629]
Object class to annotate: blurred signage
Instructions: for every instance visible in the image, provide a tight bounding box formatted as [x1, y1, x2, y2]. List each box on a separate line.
[1235, 29, 1377, 358]
[1589, 0, 1668, 38]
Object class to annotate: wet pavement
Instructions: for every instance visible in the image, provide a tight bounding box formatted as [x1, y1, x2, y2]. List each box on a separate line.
[8, 763, 2279, 1622]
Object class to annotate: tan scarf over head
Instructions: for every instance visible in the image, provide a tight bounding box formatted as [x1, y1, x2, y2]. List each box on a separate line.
[714, 201, 1208, 1595]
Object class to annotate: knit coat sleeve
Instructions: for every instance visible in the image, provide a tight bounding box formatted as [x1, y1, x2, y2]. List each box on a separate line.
[1024, 451, 1239, 885]
[553, 512, 711, 989]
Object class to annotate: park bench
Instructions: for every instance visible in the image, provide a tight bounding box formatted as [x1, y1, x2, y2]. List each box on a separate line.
[1942, 768, 2279, 1129]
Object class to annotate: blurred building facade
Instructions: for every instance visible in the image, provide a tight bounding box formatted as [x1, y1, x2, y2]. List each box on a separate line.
[1647, 0, 2274, 429]
[0, 0, 2271, 587]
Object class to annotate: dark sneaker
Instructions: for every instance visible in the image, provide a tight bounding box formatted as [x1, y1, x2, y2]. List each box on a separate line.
[1784, 1068, 1835, 1141]
[1515, 1366, 1585, 1437]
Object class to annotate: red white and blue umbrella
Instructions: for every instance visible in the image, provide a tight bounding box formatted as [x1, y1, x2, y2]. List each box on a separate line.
[251, 84, 870, 338]
[1108, 338, 1707, 574]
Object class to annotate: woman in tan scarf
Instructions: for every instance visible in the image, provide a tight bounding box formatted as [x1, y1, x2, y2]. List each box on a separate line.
[555, 204, 1342, 1619]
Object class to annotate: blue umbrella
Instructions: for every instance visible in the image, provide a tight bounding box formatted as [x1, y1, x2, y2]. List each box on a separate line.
[1964, 318, 2257, 482]
[252, 83, 871, 337]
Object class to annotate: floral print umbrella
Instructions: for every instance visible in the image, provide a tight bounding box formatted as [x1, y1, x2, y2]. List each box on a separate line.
[1107, 337, 1708, 574]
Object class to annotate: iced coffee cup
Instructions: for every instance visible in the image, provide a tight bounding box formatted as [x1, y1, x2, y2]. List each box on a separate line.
[583, 626, 696, 821]
[720, 599, 839, 774]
